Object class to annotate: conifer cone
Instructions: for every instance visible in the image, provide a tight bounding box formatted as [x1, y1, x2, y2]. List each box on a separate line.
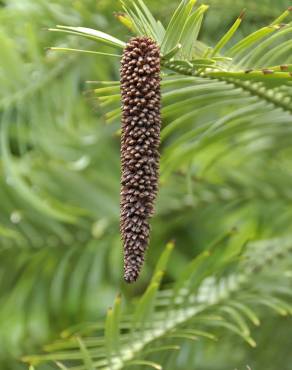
[120, 37, 161, 283]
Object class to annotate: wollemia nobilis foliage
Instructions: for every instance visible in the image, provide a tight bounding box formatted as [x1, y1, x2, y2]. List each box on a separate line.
[120, 37, 161, 283]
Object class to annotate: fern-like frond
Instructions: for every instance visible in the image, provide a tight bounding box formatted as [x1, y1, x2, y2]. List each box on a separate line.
[24, 235, 292, 369]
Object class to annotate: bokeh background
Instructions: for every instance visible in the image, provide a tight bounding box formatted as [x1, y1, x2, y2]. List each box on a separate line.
[0, 0, 291, 369]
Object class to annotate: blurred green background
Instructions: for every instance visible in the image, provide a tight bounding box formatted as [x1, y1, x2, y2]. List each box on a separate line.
[0, 0, 291, 369]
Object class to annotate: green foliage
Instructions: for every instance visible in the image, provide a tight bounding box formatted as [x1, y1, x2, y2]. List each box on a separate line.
[0, 0, 291, 369]
[23, 236, 292, 369]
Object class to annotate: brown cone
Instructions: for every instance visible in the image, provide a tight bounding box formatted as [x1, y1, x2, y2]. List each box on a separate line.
[120, 37, 161, 283]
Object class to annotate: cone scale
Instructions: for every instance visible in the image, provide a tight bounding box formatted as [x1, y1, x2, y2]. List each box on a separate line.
[120, 37, 161, 283]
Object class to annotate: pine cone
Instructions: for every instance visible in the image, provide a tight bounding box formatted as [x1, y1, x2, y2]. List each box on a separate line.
[120, 37, 161, 283]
